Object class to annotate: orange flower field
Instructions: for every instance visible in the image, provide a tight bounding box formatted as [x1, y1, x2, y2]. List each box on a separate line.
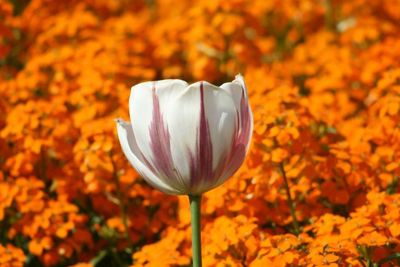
[1, 0, 400, 266]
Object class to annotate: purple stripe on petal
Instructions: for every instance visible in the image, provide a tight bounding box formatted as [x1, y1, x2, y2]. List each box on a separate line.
[189, 82, 214, 187]
[148, 83, 177, 179]
[199, 82, 214, 180]
[223, 89, 252, 176]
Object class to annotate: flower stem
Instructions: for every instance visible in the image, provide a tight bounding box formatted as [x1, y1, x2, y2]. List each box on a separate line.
[279, 163, 300, 235]
[189, 195, 202, 267]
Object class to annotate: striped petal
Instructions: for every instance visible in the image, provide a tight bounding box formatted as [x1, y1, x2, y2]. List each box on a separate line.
[219, 74, 253, 181]
[115, 119, 180, 194]
[129, 79, 189, 193]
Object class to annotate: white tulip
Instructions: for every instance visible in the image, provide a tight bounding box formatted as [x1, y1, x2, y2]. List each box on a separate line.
[116, 74, 253, 195]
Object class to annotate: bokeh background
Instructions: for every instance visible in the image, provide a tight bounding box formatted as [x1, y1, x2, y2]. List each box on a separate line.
[1, 0, 400, 266]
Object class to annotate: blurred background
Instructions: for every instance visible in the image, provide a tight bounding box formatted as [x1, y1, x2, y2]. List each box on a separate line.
[1, 0, 400, 266]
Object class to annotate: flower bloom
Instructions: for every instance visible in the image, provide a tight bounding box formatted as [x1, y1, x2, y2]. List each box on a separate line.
[116, 74, 253, 195]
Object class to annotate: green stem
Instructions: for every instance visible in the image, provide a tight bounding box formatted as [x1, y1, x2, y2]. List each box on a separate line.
[279, 163, 300, 235]
[189, 195, 202, 267]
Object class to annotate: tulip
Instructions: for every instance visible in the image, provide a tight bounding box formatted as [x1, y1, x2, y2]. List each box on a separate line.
[116, 74, 253, 267]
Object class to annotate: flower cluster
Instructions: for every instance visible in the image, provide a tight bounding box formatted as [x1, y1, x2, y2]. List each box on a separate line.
[1, 0, 400, 266]
[0, 244, 25, 267]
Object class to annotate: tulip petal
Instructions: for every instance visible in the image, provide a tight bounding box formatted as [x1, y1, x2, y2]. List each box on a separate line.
[129, 80, 190, 191]
[219, 75, 253, 182]
[115, 119, 180, 195]
[166, 81, 238, 194]
[160, 86, 202, 191]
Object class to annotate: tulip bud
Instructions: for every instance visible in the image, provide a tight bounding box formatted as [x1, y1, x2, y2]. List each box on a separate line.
[116, 74, 253, 195]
